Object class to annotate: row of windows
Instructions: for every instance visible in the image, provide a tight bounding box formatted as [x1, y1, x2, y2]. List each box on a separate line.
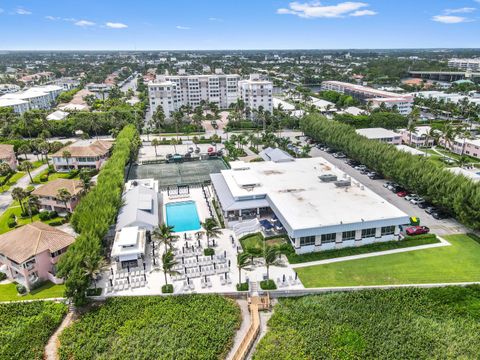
[299, 226, 397, 246]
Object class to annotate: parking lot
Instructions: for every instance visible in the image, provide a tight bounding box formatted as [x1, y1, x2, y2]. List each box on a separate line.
[309, 147, 470, 236]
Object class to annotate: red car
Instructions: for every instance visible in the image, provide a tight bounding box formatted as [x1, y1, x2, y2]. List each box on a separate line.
[405, 226, 430, 236]
[396, 191, 408, 197]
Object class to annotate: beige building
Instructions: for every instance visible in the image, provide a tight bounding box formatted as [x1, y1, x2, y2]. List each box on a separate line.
[32, 178, 83, 213]
[0, 144, 17, 170]
[52, 139, 113, 172]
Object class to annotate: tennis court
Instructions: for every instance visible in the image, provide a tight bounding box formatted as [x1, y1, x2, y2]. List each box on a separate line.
[127, 159, 228, 187]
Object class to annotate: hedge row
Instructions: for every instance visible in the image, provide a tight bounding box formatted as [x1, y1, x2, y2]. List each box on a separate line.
[301, 114, 480, 230]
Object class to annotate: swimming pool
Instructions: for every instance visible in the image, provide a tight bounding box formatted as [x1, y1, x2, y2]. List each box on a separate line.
[165, 201, 201, 232]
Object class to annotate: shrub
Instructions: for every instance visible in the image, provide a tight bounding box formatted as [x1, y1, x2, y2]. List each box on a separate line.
[8, 213, 15, 219]
[48, 221, 63, 227]
[237, 282, 249, 291]
[29, 280, 47, 291]
[38, 211, 51, 221]
[40, 174, 49, 182]
[204, 248, 215, 256]
[49, 210, 58, 218]
[7, 218, 16, 228]
[260, 279, 277, 290]
[161, 284, 174, 293]
[86, 288, 102, 296]
[25, 185, 35, 193]
[0, 272, 6, 281]
[16, 284, 27, 295]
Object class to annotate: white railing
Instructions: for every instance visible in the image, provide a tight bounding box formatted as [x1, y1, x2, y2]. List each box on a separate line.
[232, 219, 261, 238]
[47, 272, 64, 285]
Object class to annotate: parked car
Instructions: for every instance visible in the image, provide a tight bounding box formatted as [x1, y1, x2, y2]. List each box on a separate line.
[354, 165, 367, 171]
[360, 168, 371, 175]
[432, 210, 449, 220]
[368, 172, 384, 180]
[418, 201, 431, 209]
[333, 152, 346, 158]
[387, 183, 399, 191]
[396, 190, 408, 197]
[404, 194, 418, 201]
[410, 197, 425, 205]
[347, 160, 360, 167]
[384, 181, 394, 188]
[425, 206, 437, 214]
[391, 185, 404, 193]
[405, 226, 430, 236]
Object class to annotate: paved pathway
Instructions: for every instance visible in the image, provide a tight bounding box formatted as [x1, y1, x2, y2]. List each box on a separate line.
[291, 236, 451, 269]
[44, 310, 76, 360]
[0, 164, 48, 213]
[226, 299, 250, 360]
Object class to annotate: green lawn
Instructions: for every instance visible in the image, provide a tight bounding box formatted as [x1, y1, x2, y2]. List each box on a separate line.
[0, 171, 26, 192]
[296, 234, 480, 287]
[31, 169, 79, 184]
[0, 205, 64, 234]
[0, 282, 65, 302]
[239, 233, 288, 255]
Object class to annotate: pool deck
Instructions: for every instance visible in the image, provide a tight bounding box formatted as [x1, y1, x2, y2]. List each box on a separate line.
[100, 187, 304, 296]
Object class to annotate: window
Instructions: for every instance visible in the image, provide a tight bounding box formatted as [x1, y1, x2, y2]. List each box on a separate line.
[299, 236, 315, 246]
[361, 228, 376, 238]
[321, 233, 336, 244]
[342, 231, 356, 241]
[381, 226, 395, 236]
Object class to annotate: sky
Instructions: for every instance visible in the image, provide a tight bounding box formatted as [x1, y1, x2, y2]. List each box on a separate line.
[0, 0, 480, 50]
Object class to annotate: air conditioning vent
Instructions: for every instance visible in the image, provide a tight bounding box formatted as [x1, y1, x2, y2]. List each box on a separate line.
[319, 174, 338, 182]
[334, 179, 351, 187]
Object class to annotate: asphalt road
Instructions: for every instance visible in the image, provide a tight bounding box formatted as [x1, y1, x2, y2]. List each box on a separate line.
[309, 147, 469, 236]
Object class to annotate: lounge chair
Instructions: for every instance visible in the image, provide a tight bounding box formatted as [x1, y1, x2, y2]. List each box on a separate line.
[201, 278, 206, 289]
[220, 276, 226, 286]
[189, 281, 195, 291]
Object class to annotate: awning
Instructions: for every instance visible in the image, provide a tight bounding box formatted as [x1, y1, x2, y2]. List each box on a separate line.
[119, 254, 138, 262]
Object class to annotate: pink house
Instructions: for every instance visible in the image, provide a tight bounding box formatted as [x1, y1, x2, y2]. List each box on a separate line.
[0, 144, 17, 170]
[401, 126, 435, 148]
[440, 137, 480, 158]
[32, 178, 83, 213]
[0, 222, 75, 290]
[52, 139, 113, 172]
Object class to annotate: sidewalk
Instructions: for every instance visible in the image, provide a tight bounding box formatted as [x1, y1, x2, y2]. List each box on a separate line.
[290, 236, 451, 269]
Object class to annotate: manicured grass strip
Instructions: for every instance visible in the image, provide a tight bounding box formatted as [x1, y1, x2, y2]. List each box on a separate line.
[296, 234, 480, 287]
[0, 282, 66, 302]
[253, 286, 480, 360]
[0, 301, 67, 360]
[0, 205, 64, 234]
[287, 235, 439, 264]
[0, 171, 26, 192]
[59, 295, 241, 360]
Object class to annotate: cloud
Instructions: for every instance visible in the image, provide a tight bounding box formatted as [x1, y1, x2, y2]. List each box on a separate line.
[276, 1, 376, 18]
[444, 7, 476, 14]
[105, 22, 128, 29]
[176, 25, 191, 30]
[208, 17, 223, 22]
[45, 15, 60, 21]
[350, 9, 377, 16]
[15, 7, 31, 15]
[74, 19, 95, 27]
[432, 15, 472, 24]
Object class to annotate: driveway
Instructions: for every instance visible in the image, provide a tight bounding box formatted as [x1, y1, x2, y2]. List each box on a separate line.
[309, 148, 469, 236]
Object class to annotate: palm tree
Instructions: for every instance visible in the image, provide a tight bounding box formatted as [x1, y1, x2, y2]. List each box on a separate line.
[26, 195, 40, 222]
[62, 150, 72, 170]
[152, 224, 178, 253]
[79, 170, 92, 193]
[406, 122, 418, 147]
[0, 163, 12, 177]
[151, 138, 160, 157]
[161, 250, 179, 287]
[237, 252, 251, 286]
[57, 188, 72, 213]
[170, 138, 179, 154]
[11, 187, 27, 213]
[19, 161, 34, 183]
[83, 256, 107, 289]
[37, 141, 50, 167]
[201, 218, 222, 248]
[18, 144, 30, 161]
[263, 246, 281, 280]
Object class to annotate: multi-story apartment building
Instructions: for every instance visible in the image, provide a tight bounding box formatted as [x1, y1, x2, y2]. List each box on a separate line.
[238, 74, 273, 114]
[148, 74, 272, 119]
[52, 139, 113, 172]
[0, 98, 30, 114]
[448, 58, 480, 72]
[440, 137, 480, 158]
[0, 222, 75, 290]
[0, 84, 63, 112]
[401, 126, 435, 148]
[321, 81, 413, 115]
[32, 178, 83, 213]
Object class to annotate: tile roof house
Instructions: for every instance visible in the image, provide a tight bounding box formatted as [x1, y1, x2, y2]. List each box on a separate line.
[0, 222, 75, 290]
[52, 139, 113, 172]
[0, 144, 17, 170]
[32, 178, 83, 213]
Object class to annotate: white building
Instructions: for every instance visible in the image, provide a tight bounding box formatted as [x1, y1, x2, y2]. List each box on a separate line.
[321, 81, 413, 115]
[148, 74, 272, 119]
[0, 98, 30, 114]
[111, 226, 147, 269]
[54, 77, 81, 91]
[0, 84, 20, 95]
[210, 158, 409, 254]
[448, 58, 480, 72]
[356, 128, 402, 145]
[400, 126, 435, 148]
[0, 85, 62, 111]
[86, 83, 112, 99]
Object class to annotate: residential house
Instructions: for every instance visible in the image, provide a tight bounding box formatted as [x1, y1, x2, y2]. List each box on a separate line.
[52, 139, 113, 172]
[356, 128, 402, 145]
[400, 126, 435, 147]
[32, 178, 83, 213]
[0, 222, 75, 290]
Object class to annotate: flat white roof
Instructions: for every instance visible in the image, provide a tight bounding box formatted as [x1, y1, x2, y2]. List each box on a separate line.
[448, 167, 480, 182]
[356, 128, 400, 139]
[216, 158, 409, 232]
[0, 98, 28, 107]
[272, 97, 295, 110]
[395, 145, 427, 156]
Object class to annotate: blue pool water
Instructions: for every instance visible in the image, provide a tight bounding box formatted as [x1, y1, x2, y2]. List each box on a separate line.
[165, 201, 201, 232]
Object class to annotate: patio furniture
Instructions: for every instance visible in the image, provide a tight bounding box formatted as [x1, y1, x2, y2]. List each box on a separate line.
[220, 276, 226, 286]
[201, 278, 206, 289]
[189, 281, 195, 291]
[207, 278, 212, 288]
[289, 275, 295, 285]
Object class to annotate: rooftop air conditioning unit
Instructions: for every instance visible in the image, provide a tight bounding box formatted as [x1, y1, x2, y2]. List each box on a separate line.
[334, 179, 351, 187]
[319, 174, 338, 182]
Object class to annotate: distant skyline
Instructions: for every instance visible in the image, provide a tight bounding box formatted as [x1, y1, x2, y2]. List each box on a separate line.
[1, 0, 480, 50]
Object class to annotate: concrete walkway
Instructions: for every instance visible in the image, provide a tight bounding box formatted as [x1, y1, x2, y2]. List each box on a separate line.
[291, 236, 451, 269]
[226, 299, 251, 360]
[0, 164, 48, 213]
